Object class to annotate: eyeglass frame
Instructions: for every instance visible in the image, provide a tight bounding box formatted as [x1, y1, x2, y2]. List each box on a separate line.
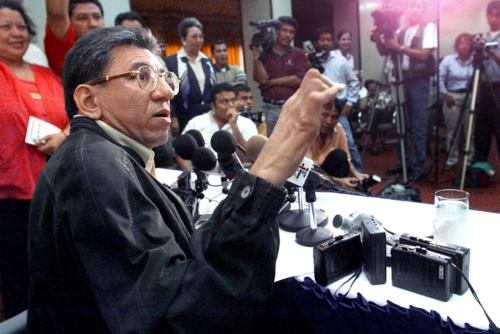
[88, 65, 179, 95]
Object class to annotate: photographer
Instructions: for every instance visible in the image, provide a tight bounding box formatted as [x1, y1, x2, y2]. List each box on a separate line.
[371, 0, 437, 180]
[252, 16, 307, 137]
[474, 1, 500, 164]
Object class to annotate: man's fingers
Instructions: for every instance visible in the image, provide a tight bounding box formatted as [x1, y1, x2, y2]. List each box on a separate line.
[319, 83, 344, 105]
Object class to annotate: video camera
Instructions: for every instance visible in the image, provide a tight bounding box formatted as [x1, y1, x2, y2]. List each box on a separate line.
[371, 7, 403, 38]
[332, 211, 381, 233]
[303, 40, 326, 73]
[472, 33, 499, 53]
[249, 19, 282, 50]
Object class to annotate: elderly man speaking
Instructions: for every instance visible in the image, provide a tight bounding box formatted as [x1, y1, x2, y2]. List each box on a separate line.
[27, 27, 343, 333]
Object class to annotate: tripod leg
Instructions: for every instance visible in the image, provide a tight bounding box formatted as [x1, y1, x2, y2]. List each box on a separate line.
[441, 92, 469, 174]
[361, 56, 390, 159]
[460, 68, 480, 190]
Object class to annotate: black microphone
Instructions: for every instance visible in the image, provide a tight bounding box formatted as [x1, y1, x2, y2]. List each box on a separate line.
[185, 129, 205, 148]
[210, 131, 244, 180]
[172, 134, 198, 160]
[191, 147, 221, 191]
[191, 147, 218, 172]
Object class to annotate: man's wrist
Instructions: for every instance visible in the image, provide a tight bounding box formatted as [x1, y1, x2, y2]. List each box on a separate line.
[399, 45, 405, 53]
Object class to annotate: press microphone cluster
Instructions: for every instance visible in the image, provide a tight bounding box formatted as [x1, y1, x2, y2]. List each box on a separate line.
[173, 130, 220, 191]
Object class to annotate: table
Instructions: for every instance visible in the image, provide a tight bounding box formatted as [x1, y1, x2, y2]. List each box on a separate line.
[157, 168, 500, 330]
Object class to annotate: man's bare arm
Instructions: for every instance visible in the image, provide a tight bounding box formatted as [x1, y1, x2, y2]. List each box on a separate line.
[384, 37, 433, 61]
[46, 0, 70, 40]
[266, 75, 302, 88]
[252, 46, 269, 84]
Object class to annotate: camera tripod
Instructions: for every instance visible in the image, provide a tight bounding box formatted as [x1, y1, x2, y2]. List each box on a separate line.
[442, 50, 500, 190]
[363, 51, 411, 183]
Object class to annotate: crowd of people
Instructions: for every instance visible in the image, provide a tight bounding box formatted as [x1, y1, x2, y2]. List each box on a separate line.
[1, 0, 500, 331]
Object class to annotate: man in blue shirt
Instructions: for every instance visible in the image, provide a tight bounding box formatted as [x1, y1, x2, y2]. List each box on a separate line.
[439, 33, 474, 168]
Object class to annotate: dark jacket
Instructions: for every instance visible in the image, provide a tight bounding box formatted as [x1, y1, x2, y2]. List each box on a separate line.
[28, 117, 284, 333]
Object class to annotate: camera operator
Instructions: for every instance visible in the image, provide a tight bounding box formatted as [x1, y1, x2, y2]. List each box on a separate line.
[371, 0, 437, 181]
[313, 28, 366, 174]
[252, 16, 307, 137]
[474, 1, 500, 164]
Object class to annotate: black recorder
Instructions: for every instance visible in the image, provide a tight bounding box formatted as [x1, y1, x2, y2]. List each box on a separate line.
[361, 217, 386, 285]
[313, 232, 362, 286]
[391, 245, 454, 302]
[399, 233, 470, 295]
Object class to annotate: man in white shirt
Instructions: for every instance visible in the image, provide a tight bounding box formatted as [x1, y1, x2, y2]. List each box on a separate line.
[371, 0, 437, 180]
[181, 83, 257, 164]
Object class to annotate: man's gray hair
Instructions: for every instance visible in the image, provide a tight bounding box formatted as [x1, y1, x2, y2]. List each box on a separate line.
[62, 26, 160, 118]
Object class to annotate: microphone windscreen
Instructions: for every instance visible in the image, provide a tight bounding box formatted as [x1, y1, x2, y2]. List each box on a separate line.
[185, 129, 205, 148]
[173, 134, 198, 160]
[191, 147, 218, 171]
[211, 130, 237, 156]
[246, 134, 268, 162]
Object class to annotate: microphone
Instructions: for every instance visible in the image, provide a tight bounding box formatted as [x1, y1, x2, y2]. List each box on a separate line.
[185, 129, 205, 148]
[172, 134, 198, 160]
[210, 131, 244, 180]
[191, 147, 220, 175]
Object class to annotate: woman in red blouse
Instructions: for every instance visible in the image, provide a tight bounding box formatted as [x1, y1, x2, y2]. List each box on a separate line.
[0, 0, 68, 320]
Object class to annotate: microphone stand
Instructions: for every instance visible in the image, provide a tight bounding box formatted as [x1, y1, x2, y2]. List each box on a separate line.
[277, 183, 329, 232]
[295, 181, 332, 247]
[192, 169, 208, 220]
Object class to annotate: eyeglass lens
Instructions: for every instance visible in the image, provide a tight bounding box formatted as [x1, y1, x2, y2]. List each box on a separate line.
[136, 66, 179, 95]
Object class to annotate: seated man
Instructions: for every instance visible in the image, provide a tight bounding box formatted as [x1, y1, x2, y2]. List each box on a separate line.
[307, 101, 369, 189]
[28, 26, 345, 333]
[182, 82, 257, 163]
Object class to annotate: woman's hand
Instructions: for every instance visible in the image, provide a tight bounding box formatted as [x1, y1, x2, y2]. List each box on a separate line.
[36, 132, 66, 156]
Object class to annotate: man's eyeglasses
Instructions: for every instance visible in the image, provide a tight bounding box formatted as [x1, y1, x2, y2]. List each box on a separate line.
[88, 66, 179, 95]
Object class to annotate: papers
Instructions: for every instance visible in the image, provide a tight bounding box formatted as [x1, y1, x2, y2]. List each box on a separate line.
[25, 116, 61, 146]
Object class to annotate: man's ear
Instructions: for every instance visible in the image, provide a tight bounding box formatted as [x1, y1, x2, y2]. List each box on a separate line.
[210, 102, 216, 111]
[74, 85, 102, 120]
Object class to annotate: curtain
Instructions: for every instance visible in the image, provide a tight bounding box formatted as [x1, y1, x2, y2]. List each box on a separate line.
[164, 44, 243, 66]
